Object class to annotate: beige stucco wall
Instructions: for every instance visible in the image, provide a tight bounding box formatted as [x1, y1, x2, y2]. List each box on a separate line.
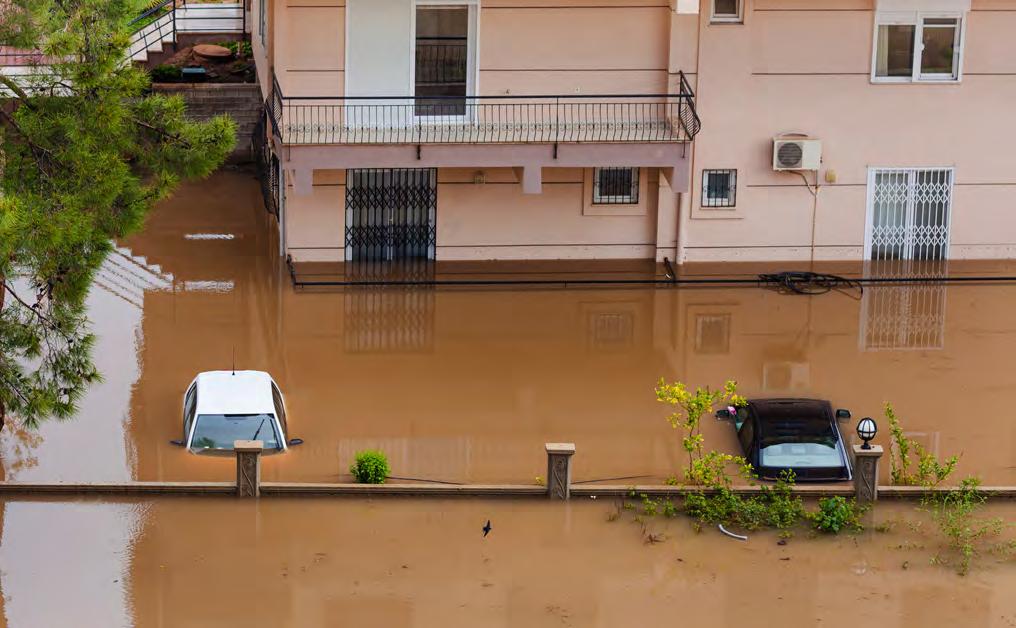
[270, 0, 673, 98]
[267, 0, 1016, 263]
[285, 168, 664, 262]
[683, 0, 1016, 262]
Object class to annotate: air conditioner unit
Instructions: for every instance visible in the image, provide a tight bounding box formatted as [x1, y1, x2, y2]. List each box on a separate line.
[772, 138, 822, 171]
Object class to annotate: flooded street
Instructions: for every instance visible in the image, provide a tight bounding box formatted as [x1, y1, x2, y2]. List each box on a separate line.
[1, 168, 1013, 485]
[0, 496, 1012, 627]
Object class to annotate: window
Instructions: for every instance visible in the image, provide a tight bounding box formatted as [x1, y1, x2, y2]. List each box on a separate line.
[183, 384, 198, 435]
[701, 169, 737, 208]
[711, 0, 742, 23]
[694, 313, 730, 354]
[873, 15, 963, 82]
[271, 383, 288, 436]
[737, 416, 755, 453]
[415, 4, 472, 116]
[866, 168, 952, 261]
[190, 414, 282, 454]
[592, 168, 639, 204]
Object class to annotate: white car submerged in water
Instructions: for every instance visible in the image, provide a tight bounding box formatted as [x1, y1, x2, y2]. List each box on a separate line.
[174, 371, 302, 455]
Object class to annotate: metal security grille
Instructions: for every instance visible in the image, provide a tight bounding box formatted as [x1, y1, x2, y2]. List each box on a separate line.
[592, 168, 639, 204]
[701, 169, 737, 208]
[253, 114, 280, 218]
[866, 168, 953, 261]
[344, 287, 435, 353]
[860, 259, 947, 351]
[345, 169, 437, 262]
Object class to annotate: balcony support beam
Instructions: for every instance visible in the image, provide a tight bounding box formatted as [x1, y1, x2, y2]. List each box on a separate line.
[289, 168, 313, 197]
[514, 166, 543, 195]
[284, 143, 692, 194]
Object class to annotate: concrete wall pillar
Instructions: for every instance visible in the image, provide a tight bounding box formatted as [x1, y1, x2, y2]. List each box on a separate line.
[852, 444, 883, 504]
[545, 443, 576, 500]
[235, 440, 264, 498]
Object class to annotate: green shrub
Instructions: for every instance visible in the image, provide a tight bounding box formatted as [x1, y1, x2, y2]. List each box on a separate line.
[150, 64, 182, 82]
[683, 470, 805, 532]
[810, 496, 866, 534]
[220, 40, 254, 58]
[885, 403, 958, 487]
[349, 450, 390, 484]
[924, 477, 1012, 575]
[758, 470, 806, 529]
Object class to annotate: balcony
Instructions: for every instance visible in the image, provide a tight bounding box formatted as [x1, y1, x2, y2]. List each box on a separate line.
[267, 72, 700, 195]
[267, 72, 701, 147]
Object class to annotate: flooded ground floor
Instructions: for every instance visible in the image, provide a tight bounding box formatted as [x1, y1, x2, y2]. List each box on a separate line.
[0, 497, 1012, 627]
[1, 168, 1014, 486]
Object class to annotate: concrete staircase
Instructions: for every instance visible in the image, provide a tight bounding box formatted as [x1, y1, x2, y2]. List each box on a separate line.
[94, 247, 175, 309]
[152, 83, 264, 162]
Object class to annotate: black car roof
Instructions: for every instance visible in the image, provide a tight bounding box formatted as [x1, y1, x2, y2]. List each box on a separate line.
[748, 398, 832, 424]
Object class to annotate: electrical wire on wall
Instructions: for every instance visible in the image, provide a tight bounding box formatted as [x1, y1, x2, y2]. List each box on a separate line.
[794, 170, 821, 268]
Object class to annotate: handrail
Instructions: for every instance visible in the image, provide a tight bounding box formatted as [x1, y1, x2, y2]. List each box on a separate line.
[268, 70, 702, 145]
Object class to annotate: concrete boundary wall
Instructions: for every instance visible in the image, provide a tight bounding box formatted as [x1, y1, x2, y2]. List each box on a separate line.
[0, 482, 1011, 500]
[1, 442, 1011, 500]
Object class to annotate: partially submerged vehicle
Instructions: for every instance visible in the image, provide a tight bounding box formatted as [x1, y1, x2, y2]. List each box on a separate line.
[174, 371, 302, 455]
[718, 398, 852, 482]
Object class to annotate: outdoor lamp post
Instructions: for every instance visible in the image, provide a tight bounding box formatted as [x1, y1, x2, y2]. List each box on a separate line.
[857, 417, 877, 450]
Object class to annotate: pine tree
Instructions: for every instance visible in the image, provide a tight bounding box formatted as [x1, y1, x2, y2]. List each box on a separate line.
[0, 0, 236, 428]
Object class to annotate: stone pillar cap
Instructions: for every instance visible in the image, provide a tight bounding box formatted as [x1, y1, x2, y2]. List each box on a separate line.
[545, 443, 576, 454]
[234, 440, 265, 452]
[852, 444, 884, 455]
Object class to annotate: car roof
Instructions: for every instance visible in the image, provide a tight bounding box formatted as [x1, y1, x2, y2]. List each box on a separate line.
[194, 370, 276, 416]
[748, 398, 832, 424]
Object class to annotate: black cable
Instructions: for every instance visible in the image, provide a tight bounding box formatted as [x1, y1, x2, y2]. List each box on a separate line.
[757, 271, 864, 297]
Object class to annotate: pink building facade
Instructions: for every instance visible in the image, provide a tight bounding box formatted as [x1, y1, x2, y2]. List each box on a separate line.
[252, 0, 1016, 266]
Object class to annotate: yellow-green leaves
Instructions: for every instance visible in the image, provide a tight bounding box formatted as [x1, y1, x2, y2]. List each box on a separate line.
[656, 378, 749, 486]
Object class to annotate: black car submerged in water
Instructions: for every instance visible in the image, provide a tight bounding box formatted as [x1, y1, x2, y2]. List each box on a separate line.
[719, 398, 853, 482]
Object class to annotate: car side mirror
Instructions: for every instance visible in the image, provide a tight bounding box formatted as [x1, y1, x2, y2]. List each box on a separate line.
[715, 409, 732, 420]
[288, 438, 304, 446]
[835, 409, 851, 420]
[170, 439, 185, 447]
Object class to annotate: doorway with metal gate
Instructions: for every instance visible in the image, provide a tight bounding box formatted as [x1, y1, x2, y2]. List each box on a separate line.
[864, 167, 953, 262]
[345, 168, 438, 263]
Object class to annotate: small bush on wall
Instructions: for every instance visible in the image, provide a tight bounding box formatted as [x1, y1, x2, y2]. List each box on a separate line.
[350, 450, 391, 484]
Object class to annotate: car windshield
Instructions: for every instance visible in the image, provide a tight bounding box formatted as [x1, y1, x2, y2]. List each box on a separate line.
[758, 416, 840, 468]
[190, 414, 281, 454]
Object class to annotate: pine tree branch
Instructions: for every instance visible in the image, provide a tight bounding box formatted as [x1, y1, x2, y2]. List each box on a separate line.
[0, 73, 32, 105]
[131, 116, 193, 150]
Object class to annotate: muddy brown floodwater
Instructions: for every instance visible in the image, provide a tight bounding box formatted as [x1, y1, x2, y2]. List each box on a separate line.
[0, 168, 1013, 486]
[0, 497, 1012, 627]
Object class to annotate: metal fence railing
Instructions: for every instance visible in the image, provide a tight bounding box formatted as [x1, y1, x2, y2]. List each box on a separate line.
[268, 71, 702, 146]
[127, 0, 246, 63]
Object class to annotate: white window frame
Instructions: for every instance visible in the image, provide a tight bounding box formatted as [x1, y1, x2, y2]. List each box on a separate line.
[258, 0, 267, 49]
[710, 0, 743, 23]
[870, 12, 966, 84]
[863, 166, 955, 261]
[410, 0, 480, 124]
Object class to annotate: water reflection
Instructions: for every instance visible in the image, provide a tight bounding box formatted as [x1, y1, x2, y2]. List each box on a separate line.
[0, 497, 1011, 626]
[1, 170, 1013, 486]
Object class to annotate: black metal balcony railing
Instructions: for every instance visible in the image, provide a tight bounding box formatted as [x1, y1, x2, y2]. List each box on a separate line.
[267, 72, 701, 146]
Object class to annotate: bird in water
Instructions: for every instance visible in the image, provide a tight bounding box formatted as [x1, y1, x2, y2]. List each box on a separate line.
[482, 520, 492, 537]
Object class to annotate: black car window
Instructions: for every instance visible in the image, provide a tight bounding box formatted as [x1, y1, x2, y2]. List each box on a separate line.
[271, 383, 287, 436]
[737, 416, 755, 453]
[190, 414, 281, 453]
[758, 415, 841, 469]
[184, 384, 197, 433]
[759, 416, 837, 449]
